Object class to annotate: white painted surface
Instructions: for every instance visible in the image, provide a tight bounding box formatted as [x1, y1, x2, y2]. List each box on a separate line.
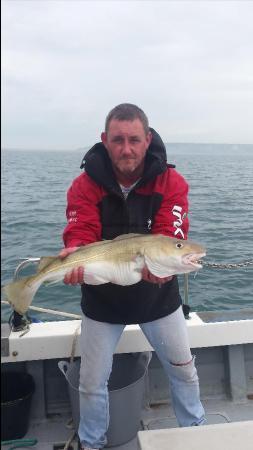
[2, 313, 253, 363]
[137, 420, 253, 450]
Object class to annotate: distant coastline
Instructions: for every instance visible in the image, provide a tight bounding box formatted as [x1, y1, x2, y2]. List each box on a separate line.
[2, 142, 253, 153]
[1, 147, 87, 152]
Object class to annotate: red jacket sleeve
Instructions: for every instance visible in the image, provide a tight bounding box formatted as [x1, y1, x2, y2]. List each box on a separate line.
[152, 168, 189, 239]
[62, 173, 103, 248]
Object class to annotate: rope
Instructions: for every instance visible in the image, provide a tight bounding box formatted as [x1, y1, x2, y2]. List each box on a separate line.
[1, 439, 38, 450]
[1, 301, 82, 320]
[62, 431, 76, 450]
[70, 322, 81, 363]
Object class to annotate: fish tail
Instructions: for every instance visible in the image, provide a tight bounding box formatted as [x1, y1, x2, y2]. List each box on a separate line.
[1, 275, 40, 315]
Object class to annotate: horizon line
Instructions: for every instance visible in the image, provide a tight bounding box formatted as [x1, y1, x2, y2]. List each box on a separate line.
[2, 142, 253, 152]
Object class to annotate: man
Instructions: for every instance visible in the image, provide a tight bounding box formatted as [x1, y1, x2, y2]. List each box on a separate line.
[60, 104, 205, 449]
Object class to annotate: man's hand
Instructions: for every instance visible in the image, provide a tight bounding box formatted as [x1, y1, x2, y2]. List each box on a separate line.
[58, 247, 84, 285]
[142, 266, 173, 284]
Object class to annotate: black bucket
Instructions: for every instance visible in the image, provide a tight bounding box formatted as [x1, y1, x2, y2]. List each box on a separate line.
[1, 371, 35, 441]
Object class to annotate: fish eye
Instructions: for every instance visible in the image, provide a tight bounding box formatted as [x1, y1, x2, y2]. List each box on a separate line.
[176, 242, 184, 249]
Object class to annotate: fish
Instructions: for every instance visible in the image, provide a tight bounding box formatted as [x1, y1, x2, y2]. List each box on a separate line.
[2, 233, 206, 315]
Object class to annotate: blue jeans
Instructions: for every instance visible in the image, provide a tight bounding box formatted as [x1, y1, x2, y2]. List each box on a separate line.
[79, 306, 205, 448]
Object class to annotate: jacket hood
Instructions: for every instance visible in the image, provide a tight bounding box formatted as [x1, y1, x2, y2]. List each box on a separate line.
[80, 127, 174, 193]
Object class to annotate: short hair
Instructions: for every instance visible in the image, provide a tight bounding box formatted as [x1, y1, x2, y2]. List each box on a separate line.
[105, 103, 149, 134]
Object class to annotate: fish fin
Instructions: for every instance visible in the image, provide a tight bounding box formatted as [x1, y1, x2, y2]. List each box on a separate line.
[44, 279, 61, 286]
[1, 275, 40, 315]
[83, 262, 109, 284]
[74, 240, 110, 251]
[83, 272, 108, 285]
[113, 233, 143, 241]
[84, 257, 144, 286]
[69, 235, 141, 251]
[144, 255, 175, 278]
[37, 257, 56, 273]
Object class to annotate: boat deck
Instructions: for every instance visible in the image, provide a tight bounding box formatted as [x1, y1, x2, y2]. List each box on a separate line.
[2, 311, 253, 450]
[17, 397, 253, 450]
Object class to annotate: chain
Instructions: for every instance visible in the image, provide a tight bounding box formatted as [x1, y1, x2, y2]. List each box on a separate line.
[184, 259, 253, 310]
[199, 259, 253, 269]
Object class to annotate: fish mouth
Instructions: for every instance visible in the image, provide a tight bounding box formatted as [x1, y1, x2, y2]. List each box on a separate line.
[182, 253, 206, 269]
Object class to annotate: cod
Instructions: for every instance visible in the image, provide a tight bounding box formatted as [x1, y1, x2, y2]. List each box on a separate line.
[2, 233, 206, 315]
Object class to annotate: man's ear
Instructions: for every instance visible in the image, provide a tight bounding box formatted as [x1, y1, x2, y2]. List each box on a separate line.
[101, 131, 107, 147]
[146, 131, 152, 147]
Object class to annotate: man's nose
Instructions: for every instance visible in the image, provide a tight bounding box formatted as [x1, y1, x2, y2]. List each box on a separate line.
[121, 140, 132, 154]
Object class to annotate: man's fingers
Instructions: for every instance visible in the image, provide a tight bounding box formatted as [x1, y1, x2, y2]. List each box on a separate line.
[166, 276, 173, 282]
[59, 247, 78, 259]
[142, 266, 173, 284]
[141, 266, 149, 280]
[71, 268, 79, 285]
[150, 274, 173, 284]
[63, 267, 84, 285]
[78, 267, 84, 283]
[63, 272, 72, 285]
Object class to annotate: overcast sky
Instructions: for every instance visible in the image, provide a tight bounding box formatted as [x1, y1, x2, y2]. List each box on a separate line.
[2, 0, 253, 150]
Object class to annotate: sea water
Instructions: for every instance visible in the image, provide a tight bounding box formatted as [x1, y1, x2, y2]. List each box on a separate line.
[1, 144, 253, 322]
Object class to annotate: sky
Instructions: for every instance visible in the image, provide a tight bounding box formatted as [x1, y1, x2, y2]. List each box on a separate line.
[2, 0, 253, 150]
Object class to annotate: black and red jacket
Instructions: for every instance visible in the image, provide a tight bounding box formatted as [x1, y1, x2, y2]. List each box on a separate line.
[63, 128, 189, 324]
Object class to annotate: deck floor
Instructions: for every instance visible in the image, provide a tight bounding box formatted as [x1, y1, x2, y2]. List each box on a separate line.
[7, 398, 253, 450]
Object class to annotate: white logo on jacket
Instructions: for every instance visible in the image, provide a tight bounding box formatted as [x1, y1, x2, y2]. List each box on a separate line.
[172, 205, 186, 239]
[68, 210, 77, 223]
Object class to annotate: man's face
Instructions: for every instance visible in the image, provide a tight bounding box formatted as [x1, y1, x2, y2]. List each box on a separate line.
[101, 119, 152, 183]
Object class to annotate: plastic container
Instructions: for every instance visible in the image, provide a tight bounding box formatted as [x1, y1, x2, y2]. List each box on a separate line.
[1, 371, 35, 441]
[58, 352, 151, 447]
